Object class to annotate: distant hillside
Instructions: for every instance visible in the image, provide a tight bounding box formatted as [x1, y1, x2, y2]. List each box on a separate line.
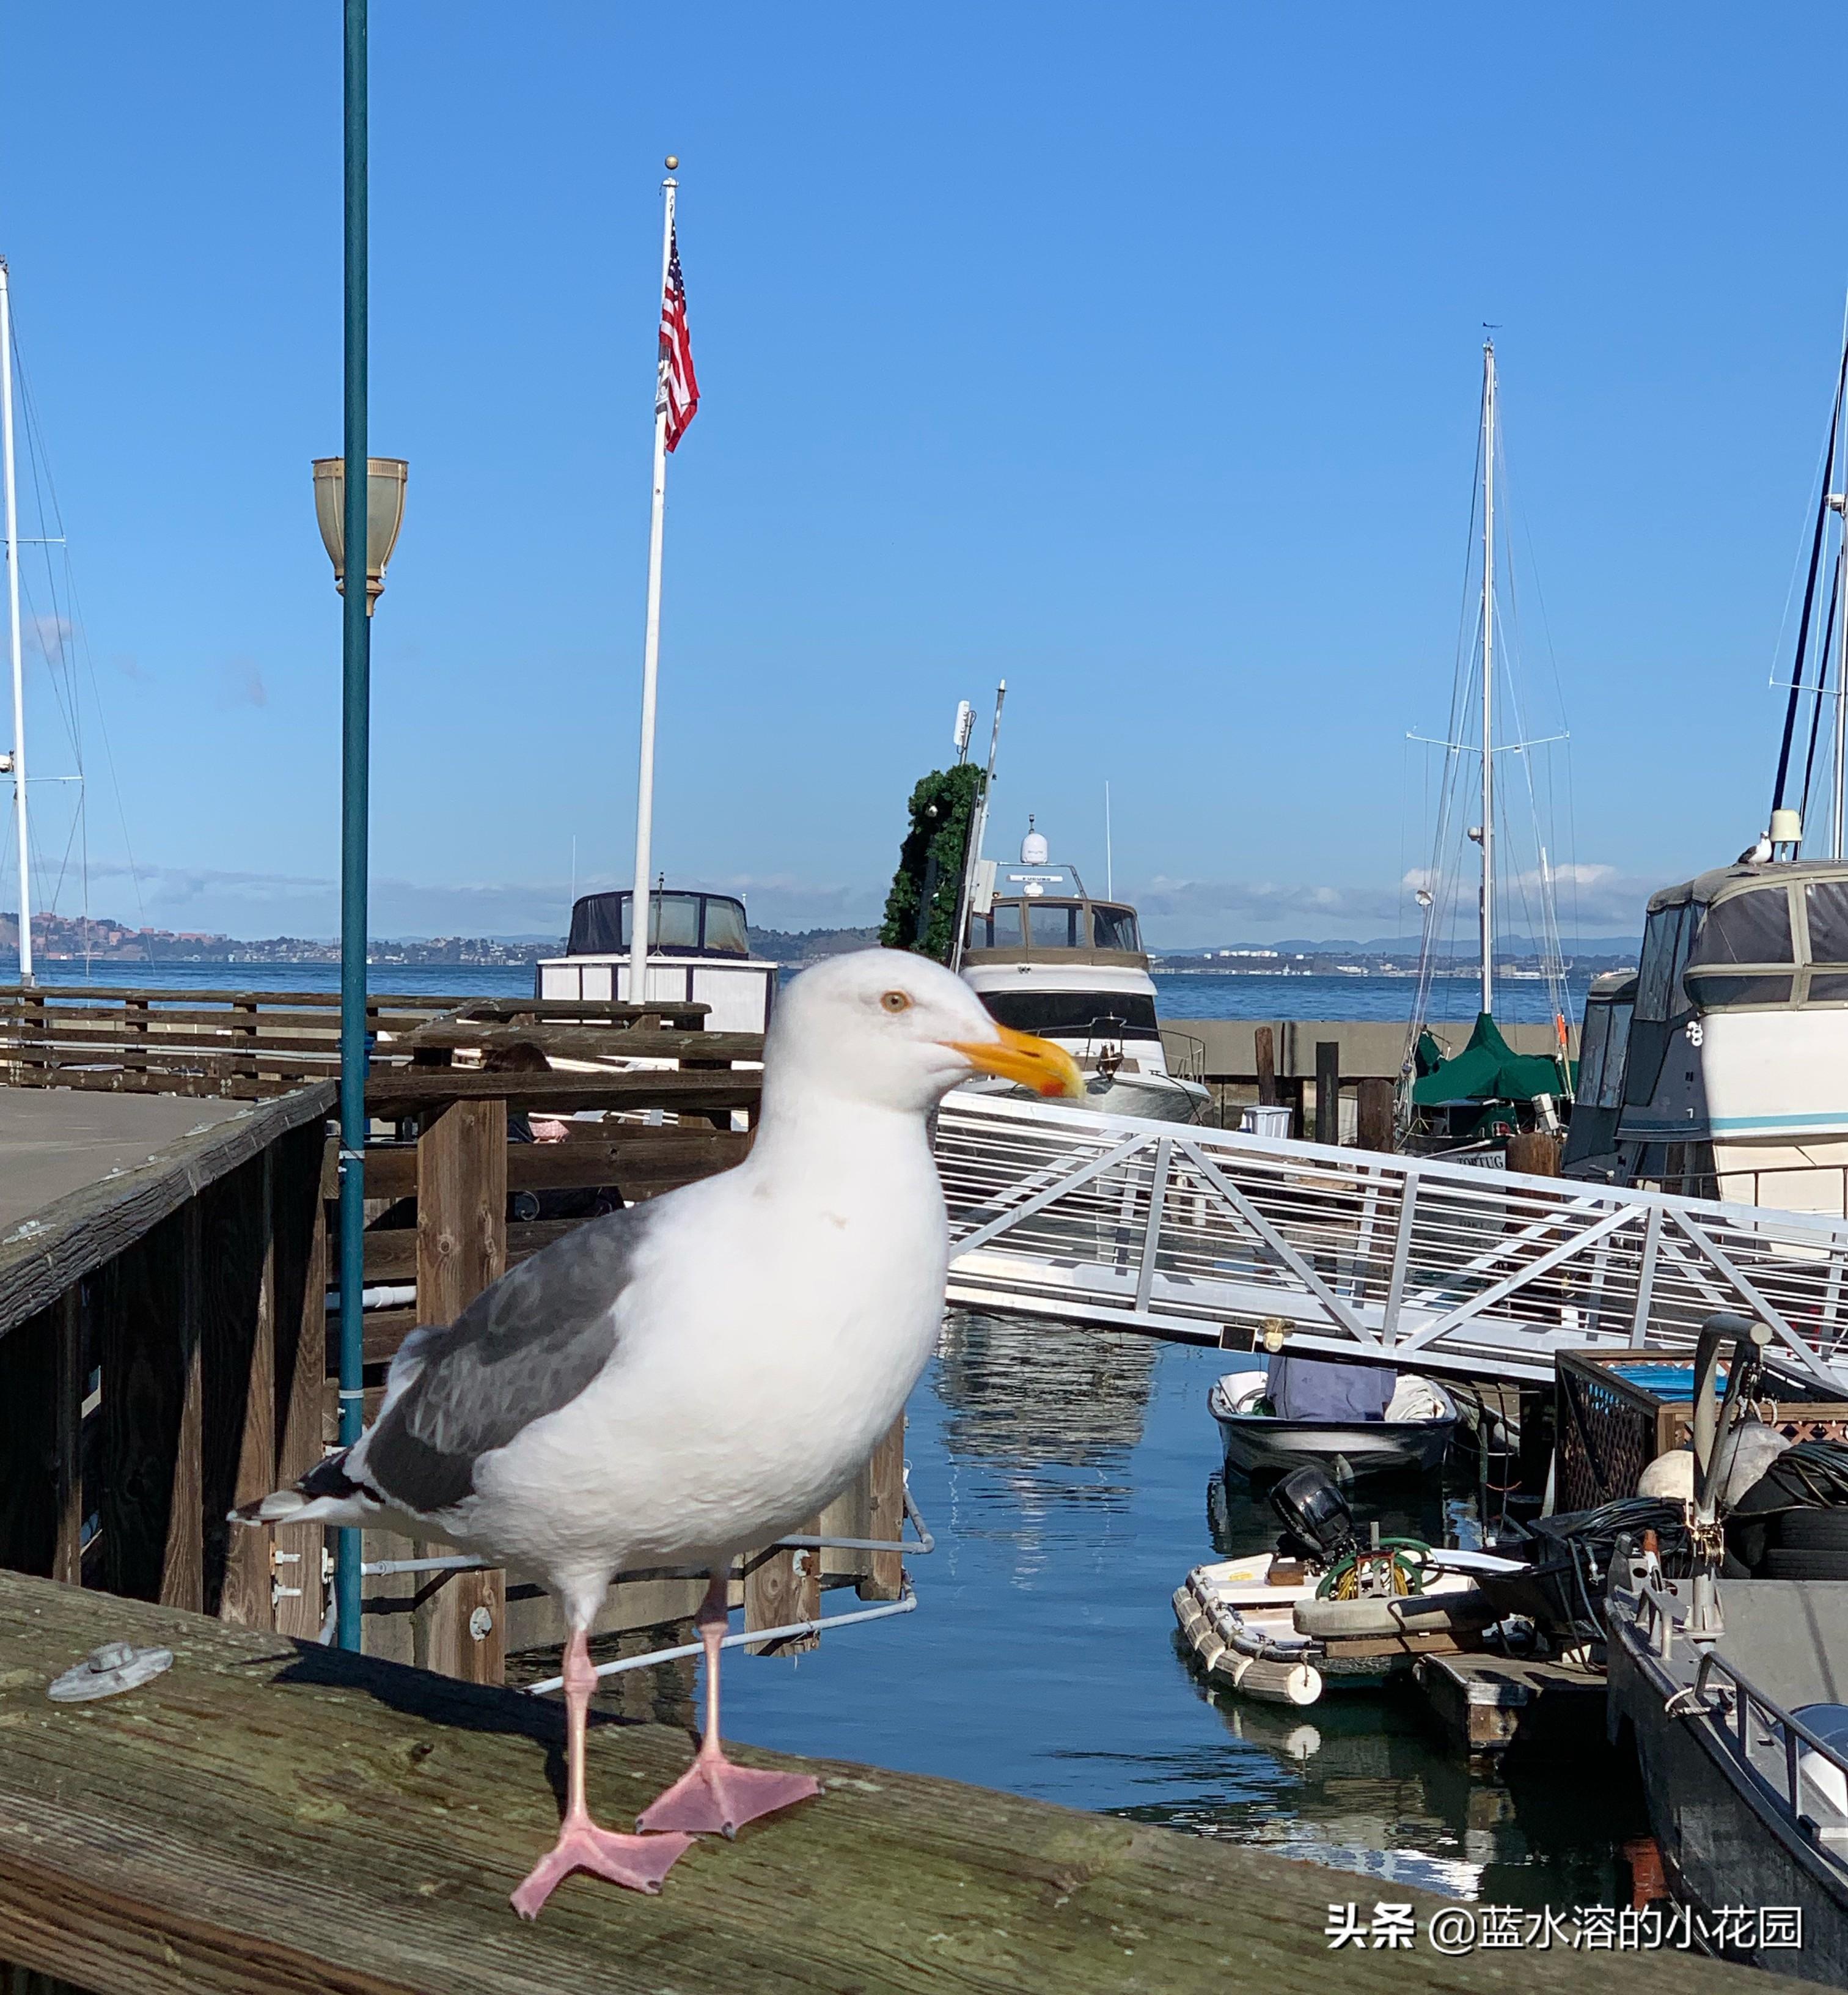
[748, 925, 882, 963]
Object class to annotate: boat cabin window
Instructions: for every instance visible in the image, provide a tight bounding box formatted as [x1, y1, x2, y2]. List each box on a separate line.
[1635, 903, 1701, 1023]
[1809, 881, 1848, 961]
[1575, 986, 1634, 1111]
[1091, 904, 1142, 952]
[1028, 902, 1085, 949]
[966, 904, 1025, 950]
[1806, 881, 1848, 1006]
[1682, 881, 1797, 1010]
[566, 889, 750, 958]
[979, 989, 1162, 1043]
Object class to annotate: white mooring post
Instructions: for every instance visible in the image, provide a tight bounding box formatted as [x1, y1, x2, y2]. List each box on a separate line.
[627, 169, 678, 1011]
[0, 257, 30, 987]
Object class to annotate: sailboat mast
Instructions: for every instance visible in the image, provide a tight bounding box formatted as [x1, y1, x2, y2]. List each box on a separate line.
[1479, 339, 1495, 1018]
[0, 259, 30, 988]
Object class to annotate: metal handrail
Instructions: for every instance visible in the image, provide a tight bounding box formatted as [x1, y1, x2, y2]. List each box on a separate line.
[934, 1091, 1848, 1387]
[1632, 1567, 1848, 1834]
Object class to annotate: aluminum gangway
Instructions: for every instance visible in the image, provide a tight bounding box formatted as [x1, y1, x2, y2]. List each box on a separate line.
[932, 1093, 1848, 1388]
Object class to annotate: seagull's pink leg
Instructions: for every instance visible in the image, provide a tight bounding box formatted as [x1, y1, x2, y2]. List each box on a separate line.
[634, 1571, 821, 1837]
[511, 1629, 694, 1918]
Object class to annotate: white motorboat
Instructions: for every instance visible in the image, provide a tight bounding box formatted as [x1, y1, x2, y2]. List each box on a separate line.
[1173, 1548, 1520, 1707]
[1173, 1464, 1525, 1707]
[535, 888, 779, 1032]
[1208, 1369, 1458, 1483]
[957, 825, 1211, 1125]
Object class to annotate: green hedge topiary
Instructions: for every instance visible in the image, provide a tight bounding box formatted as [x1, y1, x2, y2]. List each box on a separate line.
[880, 763, 984, 965]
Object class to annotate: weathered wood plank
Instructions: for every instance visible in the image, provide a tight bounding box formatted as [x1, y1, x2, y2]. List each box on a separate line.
[859, 1413, 906, 1601]
[405, 1025, 763, 1064]
[362, 1131, 750, 1202]
[743, 1525, 820, 1656]
[0, 1083, 336, 1341]
[95, 1216, 202, 1608]
[202, 1156, 276, 1630]
[413, 1102, 506, 1686]
[159, 1205, 205, 1614]
[51, 1287, 84, 1587]
[366, 1071, 760, 1114]
[0, 1571, 1763, 1995]
[271, 1125, 328, 1642]
[0, 1305, 56, 1575]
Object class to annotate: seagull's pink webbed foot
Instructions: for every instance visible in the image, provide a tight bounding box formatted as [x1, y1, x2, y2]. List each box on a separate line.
[637, 1749, 820, 1838]
[513, 1629, 694, 1918]
[635, 1573, 821, 1839]
[512, 1813, 689, 1916]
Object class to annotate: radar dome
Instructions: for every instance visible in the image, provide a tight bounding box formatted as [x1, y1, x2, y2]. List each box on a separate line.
[1020, 817, 1049, 865]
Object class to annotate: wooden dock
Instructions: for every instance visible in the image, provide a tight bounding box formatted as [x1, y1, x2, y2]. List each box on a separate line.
[0, 1572, 1765, 1995]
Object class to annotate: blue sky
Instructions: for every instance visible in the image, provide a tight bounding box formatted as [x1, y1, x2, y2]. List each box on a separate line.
[2, 6, 1846, 946]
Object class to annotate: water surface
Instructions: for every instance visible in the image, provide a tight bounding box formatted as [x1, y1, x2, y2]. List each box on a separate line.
[718, 1317, 1648, 1906]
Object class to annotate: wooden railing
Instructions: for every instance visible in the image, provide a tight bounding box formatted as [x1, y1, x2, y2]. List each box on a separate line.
[0, 986, 718, 1098]
[0, 1089, 335, 1644]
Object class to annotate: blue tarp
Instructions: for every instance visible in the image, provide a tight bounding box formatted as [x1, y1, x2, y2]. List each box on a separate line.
[1267, 1354, 1393, 1422]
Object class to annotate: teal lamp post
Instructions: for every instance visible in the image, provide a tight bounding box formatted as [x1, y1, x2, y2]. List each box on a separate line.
[313, 0, 409, 1652]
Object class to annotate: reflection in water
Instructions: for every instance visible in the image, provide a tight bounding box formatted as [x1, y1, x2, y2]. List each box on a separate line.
[714, 1323, 1644, 1908]
[936, 1309, 1157, 1475]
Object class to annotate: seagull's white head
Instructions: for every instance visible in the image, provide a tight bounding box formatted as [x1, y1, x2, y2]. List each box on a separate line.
[763, 947, 1085, 1117]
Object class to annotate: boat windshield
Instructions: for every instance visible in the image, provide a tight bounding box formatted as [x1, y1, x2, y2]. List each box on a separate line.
[964, 899, 1142, 953]
[1028, 902, 1087, 949]
[979, 989, 1161, 1042]
[1575, 979, 1635, 1110]
[566, 890, 750, 958]
[1677, 876, 1848, 1010]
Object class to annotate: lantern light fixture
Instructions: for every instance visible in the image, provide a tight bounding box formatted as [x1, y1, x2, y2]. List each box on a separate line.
[312, 455, 408, 612]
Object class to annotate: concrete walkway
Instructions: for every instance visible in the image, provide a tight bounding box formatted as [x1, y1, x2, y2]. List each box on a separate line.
[0, 1087, 246, 1236]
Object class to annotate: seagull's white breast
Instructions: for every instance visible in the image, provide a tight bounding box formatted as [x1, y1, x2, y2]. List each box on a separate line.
[468, 1107, 948, 1597]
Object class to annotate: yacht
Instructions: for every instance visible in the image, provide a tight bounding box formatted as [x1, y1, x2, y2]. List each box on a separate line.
[1563, 856, 1848, 1215]
[957, 826, 1211, 1124]
[535, 888, 779, 1033]
[1564, 317, 1848, 1216]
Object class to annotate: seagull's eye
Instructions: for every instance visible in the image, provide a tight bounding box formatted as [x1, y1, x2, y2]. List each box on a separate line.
[880, 990, 912, 1014]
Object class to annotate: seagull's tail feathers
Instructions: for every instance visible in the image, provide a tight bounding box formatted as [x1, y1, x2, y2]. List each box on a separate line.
[229, 1445, 380, 1529]
[230, 1324, 445, 1528]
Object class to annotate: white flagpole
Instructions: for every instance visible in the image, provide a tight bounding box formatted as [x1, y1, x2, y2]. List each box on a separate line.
[0, 259, 30, 987]
[628, 165, 677, 1007]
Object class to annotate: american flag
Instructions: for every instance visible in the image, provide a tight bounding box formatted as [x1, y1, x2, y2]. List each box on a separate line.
[656, 222, 698, 452]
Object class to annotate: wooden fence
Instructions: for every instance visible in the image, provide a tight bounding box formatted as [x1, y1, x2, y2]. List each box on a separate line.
[0, 986, 713, 1099]
[0, 1089, 334, 1644]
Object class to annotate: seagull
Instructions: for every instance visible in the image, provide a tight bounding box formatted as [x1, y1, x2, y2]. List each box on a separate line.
[1739, 832, 1773, 864]
[236, 949, 1082, 1917]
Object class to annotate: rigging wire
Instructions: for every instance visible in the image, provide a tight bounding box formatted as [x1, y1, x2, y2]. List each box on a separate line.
[1772, 328, 1848, 821]
[7, 296, 153, 965]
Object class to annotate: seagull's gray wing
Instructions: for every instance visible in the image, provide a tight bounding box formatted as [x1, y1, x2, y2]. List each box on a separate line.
[360, 1197, 666, 1514]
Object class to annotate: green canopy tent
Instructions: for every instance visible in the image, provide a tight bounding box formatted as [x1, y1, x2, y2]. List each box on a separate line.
[1410, 1011, 1571, 1130]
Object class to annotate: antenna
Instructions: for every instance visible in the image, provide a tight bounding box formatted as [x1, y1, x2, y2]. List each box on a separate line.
[1105, 781, 1113, 898]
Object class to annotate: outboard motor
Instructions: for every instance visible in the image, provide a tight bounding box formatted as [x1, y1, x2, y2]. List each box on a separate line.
[1269, 1465, 1357, 1562]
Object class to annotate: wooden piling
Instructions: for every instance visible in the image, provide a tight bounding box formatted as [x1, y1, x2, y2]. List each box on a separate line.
[1314, 1040, 1340, 1145]
[1356, 1075, 1394, 1154]
[1254, 1024, 1277, 1106]
[413, 1099, 508, 1684]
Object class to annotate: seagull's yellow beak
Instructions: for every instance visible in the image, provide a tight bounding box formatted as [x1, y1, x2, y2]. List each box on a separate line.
[947, 1023, 1087, 1100]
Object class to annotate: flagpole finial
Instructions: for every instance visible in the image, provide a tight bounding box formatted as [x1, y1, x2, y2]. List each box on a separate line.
[664, 155, 679, 171]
